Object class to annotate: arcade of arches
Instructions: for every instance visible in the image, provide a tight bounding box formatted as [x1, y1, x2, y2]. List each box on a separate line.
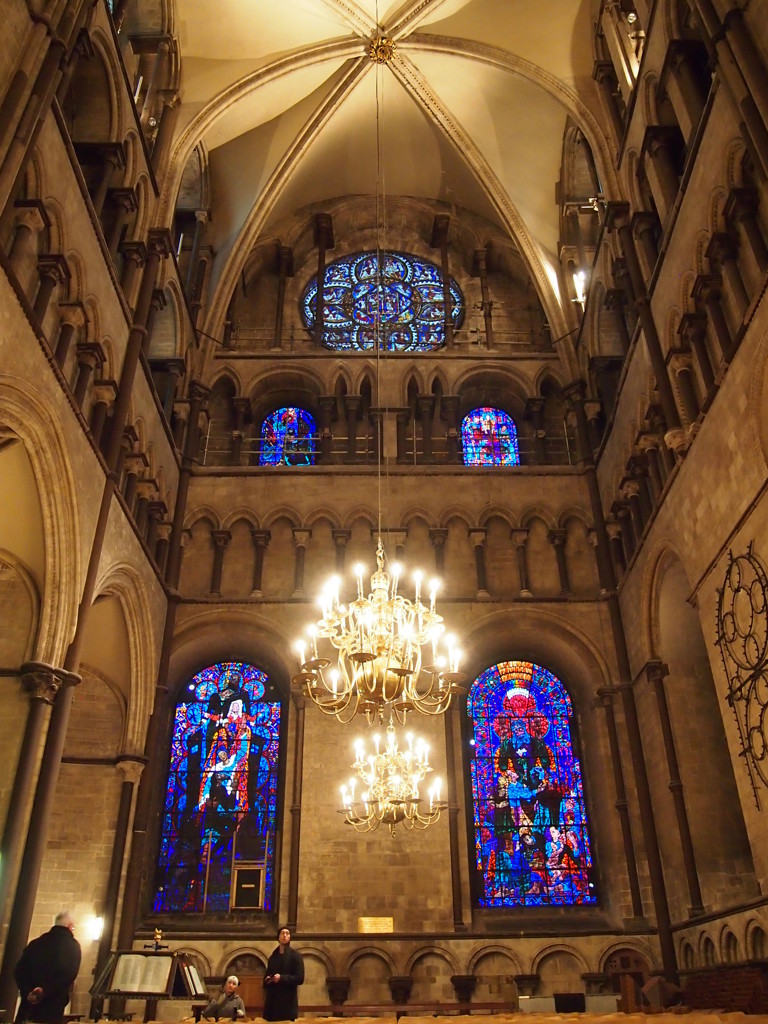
[3, 0, 768, 1017]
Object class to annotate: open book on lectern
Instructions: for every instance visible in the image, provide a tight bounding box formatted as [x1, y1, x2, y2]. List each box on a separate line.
[110, 954, 174, 994]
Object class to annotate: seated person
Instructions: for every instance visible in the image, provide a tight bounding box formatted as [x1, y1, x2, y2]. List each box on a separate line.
[201, 976, 245, 1020]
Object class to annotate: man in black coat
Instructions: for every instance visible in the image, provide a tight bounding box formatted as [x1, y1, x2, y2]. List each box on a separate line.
[14, 912, 81, 1023]
[263, 926, 304, 1021]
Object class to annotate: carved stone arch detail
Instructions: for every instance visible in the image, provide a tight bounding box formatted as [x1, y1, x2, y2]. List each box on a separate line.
[558, 507, 591, 530]
[719, 924, 741, 963]
[261, 505, 305, 531]
[708, 186, 728, 236]
[520, 506, 558, 531]
[623, 150, 643, 213]
[184, 506, 221, 531]
[641, 541, 690, 664]
[0, 381, 80, 665]
[305, 506, 343, 531]
[175, 947, 212, 977]
[400, 506, 440, 531]
[478, 506, 518, 530]
[665, 304, 683, 352]
[341, 945, 397, 977]
[208, 365, 244, 396]
[531, 942, 590, 975]
[296, 945, 335, 976]
[221, 508, 261, 531]
[404, 944, 460, 976]
[679, 269, 697, 313]
[745, 920, 768, 959]
[725, 138, 750, 191]
[0, 548, 40, 664]
[438, 505, 475, 530]
[467, 943, 523, 976]
[698, 931, 718, 966]
[219, 947, 266, 975]
[641, 73, 661, 128]
[86, 27, 123, 141]
[78, 662, 129, 753]
[598, 938, 657, 974]
[132, 171, 154, 243]
[92, 561, 159, 753]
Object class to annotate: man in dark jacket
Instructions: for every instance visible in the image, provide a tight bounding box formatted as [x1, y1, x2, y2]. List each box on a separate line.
[14, 912, 81, 1023]
[263, 926, 303, 1021]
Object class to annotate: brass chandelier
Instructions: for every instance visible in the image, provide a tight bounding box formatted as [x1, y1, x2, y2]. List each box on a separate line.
[339, 717, 447, 834]
[293, 539, 463, 725]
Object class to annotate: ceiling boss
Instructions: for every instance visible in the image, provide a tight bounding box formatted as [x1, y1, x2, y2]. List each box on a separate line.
[368, 35, 397, 64]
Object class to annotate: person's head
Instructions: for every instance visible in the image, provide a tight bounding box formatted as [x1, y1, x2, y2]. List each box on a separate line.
[224, 976, 239, 994]
[277, 925, 291, 947]
[54, 911, 75, 932]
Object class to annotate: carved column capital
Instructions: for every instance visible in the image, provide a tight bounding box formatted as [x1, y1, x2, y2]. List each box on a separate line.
[116, 755, 147, 784]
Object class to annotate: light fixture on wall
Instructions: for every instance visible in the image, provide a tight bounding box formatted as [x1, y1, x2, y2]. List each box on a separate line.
[293, 539, 463, 724]
[339, 716, 447, 834]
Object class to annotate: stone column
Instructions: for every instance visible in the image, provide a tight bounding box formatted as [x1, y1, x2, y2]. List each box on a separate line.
[142, 288, 167, 356]
[431, 213, 454, 348]
[593, 60, 625, 140]
[0, 671, 81, 1012]
[396, 410, 410, 464]
[706, 231, 750, 326]
[53, 301, 87, 368]
[106, 187, 137, 259]
[318, 395, 336, 463]
[641, 127, 681, 224]
[429, 528, 448, 575]
[119, 240, 147, 305]
[524, 397, 547, 464]
[623, 480, 645, 539]
[469, 529, 491, 599]
[89, 756, 146, 1019]
[645, 660, 705, 916]
[33, 254, 69, 327]
[615, 501, 636, 564]
[121, 453, 146, 512]
[162, 359, 186, 424]
[604, 289, 632, 354]
[602, 0, 638, 100]
[73, 342, 104, 408]
[548, 528, 572, 595]
[292, 529, 311, 598]
[343, 395, 362, 462]
[154, 522, 172, 575]
[724, 188, 768, 283]
[150, 96, 180, 174]
[667, 351, 700, 426]
[146, 501, 167, 553]
[314, 213, 334, 346]
[209, 529, 231, 596]
[287, 688, 306, 931]
[332, 529, 351, 572]
[637, 434, 665, 498]
[273, 245, 293, 350]
[417, 395, 435, 462]
[605, 519, 627, 578]
[90, 380, 118, 448]
[628, 455, 653, 521]
[691, 274, 731, 364]
[444, 706, 465, 929]
[595, 689, 645, 918]
[0, 666, 63, 931]
[8, 202, 46, 278]
[678, 311, 714, 397]
[661, 40, 709, 143]
[633, 211, 660, 280]
[133, 480, 156, 535]
[473, 248, 494, 348]
[440, 395, 461, 463]
[185, 209, 208, 295]
[92, 143, 126, 220]
[512, 529, 532, 597]
[140, 38, 171, 127]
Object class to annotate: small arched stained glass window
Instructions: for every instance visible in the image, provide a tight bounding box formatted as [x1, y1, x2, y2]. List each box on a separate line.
[301, 250, 463, 352]
[153, 661, 281, 914]
[461, 407, 520, 466]
[467, 660, 597, 908]
[259, 407, 317, 466]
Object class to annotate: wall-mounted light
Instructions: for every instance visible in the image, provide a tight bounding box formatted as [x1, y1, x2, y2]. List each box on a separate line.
[572, 269, 587, 308]
[86, 916, 104, 942]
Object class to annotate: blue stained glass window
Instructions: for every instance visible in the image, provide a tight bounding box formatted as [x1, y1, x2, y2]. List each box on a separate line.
[260, 407, 317, 466]
[462, 407, 520, 466]
[468, 660, 596, 908]
[301, 250, 463, 351]
[154, 661, 281, 914]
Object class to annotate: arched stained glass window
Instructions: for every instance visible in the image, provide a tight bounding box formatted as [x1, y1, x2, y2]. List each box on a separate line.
[462, 407, 520, 466]
[259, 407, 317, 466]
[467, 660, 596, 907]
[154, 661, 281, 914]
[301, 250, 463, 352]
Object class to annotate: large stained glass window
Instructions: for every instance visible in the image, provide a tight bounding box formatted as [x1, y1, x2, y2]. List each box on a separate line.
[259, 407, 317, 466]
[462, 408, 520, 466]
[154, 662, 281, 914]
[301, 250, 463, 352]
[468, 660, 596, 907]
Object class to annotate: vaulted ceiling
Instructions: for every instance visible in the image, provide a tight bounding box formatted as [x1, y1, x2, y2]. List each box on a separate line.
[166, 0, 612, 336]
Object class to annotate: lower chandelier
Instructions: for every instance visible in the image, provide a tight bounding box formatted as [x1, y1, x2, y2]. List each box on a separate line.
[339, 718, 447, 835]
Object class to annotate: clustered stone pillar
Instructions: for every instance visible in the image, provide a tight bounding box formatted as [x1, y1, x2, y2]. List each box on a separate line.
[548, 529, 572, 595]
[469, 528, 491, 599]
[209, 529, 232, 596]
[645, 660, 705, 916]
[512, 529, 532, 597]
[249, 529, 271, 598]
[292, 529, 311, 598]
[314, 213, 334, 346]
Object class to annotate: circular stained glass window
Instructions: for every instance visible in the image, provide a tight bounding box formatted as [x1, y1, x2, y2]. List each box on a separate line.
[301, 250, 463, 352]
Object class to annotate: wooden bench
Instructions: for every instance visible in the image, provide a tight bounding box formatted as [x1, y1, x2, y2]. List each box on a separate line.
[683, 965, 768, 1014]
[299, 1002, 516, 1019]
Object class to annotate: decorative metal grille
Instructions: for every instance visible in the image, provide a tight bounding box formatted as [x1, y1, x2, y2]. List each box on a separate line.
[716, 543, 768, 805]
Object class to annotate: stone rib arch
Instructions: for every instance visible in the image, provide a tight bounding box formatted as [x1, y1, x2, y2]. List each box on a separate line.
[0, 378, 81, 665]
[221, 508, 262, 531]
[404, 944, 459, 977]
[531, 941, 590, 975]
[341, 944, 397, 978]
[467, 943, 523, 975]
[184, 506, 221, 531]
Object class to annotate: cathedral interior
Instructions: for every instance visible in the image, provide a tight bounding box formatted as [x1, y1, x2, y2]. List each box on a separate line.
[3, 0, 768, 1017]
